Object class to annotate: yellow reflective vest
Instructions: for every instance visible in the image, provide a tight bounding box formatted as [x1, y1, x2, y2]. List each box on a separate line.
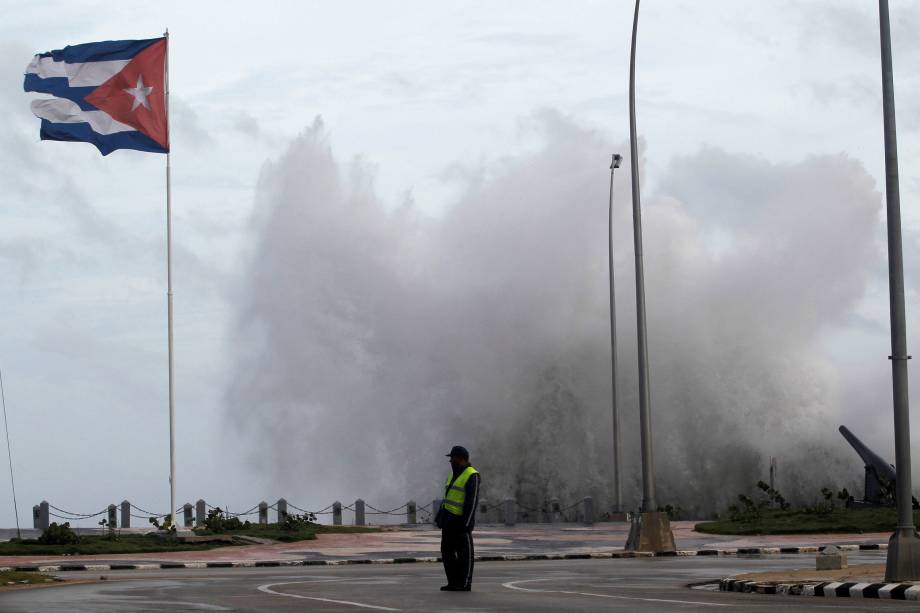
[441, 466, 478, 516]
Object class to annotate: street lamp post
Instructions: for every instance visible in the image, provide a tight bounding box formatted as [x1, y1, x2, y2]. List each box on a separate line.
[878, 0, 920, 582]
[623, 0, 675, 553]
[609, 153, 623, 514]
[627, 0, 656, 515]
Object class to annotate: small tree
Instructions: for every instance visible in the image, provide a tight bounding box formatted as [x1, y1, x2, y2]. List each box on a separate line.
[38, 522, 80, 545]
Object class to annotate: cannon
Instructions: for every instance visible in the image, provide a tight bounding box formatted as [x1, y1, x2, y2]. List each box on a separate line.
[839, 425, 919, 508]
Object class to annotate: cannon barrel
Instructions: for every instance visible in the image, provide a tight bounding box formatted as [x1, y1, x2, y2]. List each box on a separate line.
[839, 425, 897, 483]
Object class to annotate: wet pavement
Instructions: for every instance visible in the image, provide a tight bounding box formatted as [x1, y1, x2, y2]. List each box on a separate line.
[0, 521, 894, 567]
[0, 551, 913, 611]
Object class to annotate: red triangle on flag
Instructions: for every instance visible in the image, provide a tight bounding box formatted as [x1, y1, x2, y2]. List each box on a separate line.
[85, 39, 168, 150]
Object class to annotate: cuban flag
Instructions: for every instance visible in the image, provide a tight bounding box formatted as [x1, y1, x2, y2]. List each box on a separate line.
[24, 38, 168, 155]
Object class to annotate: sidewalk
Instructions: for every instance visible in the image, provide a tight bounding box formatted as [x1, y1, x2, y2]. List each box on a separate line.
[720, 563, 920, 601]
[0, 521, 894, 568]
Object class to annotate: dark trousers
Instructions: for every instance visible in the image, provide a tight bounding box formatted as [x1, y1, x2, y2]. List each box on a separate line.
[441, 528, 474, 588]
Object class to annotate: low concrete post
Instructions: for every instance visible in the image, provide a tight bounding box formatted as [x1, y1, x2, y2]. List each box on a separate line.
[33, 505, 40, 529]
[549, 498, 560, 523]
[503, 498, 516, 527]
[407, 500, 417, 524]
[333, 501, 342, 526]
[258, 501, 268, 525]
[355, 499, 365, 526]
[817, 545, 847, 570]
[121, 500, 131, 528]
[583, 496, 595, 526]
[196, 499, 206, 527]
[183, 503, 194, 528]
[39, 501, 49, 530]
[107, 504, 117, 528]
[431, 499, 441, 526]
[277, 498, 288, 523]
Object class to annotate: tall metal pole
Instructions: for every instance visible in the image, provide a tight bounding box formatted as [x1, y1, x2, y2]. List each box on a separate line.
[628, 0, 656, 513]
[878, 0, 920, 582]
[164, 28, 176, 531]
[609, 154, 623, 514]
[0, 367, 21, 540]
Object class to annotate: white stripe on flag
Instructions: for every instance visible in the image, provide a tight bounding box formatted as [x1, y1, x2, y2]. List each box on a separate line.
[30, 98, 134, 135]
[26, 56, 130, 87]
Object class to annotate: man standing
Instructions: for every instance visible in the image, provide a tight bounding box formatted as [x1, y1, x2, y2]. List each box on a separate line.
[436, 445, 480, 591]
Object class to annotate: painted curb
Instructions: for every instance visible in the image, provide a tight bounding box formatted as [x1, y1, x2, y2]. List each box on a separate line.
[719, 577, 920, 600]
[0, 543, 887, 574]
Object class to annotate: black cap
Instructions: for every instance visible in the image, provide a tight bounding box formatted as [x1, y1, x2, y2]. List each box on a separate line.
[446, 445, 469, 459]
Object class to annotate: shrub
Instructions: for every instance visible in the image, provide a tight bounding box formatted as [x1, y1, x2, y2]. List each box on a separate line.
[203, 508, 250, 533]
[38, 522, 80, 545]
[281, 512, 317, 532]
[148, 514, 176, 533]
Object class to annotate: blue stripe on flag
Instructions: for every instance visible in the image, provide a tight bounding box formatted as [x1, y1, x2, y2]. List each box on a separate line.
[39, 120, 167, 156]
[23, 74, 98, 111]
[37, 38, 162, 63]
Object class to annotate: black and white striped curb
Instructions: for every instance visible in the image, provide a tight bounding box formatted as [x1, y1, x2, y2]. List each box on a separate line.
[720, 578, 920, 600]
[0, 543, 887, 573]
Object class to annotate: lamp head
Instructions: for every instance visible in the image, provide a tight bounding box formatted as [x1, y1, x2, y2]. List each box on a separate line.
[611, 154, 623, 169]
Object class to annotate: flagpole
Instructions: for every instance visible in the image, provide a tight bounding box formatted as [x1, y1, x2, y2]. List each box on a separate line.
[164, 28, 176, 531]
[0, 367, 21, 540]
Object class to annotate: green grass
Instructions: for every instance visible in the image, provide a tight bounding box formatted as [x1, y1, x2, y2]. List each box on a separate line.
[694, 507, 920, 535]
[0, 570, 58, 586]
[0, 533, 238, 556]
[198, 524, 380, 542]
[0, 525, 382, 556]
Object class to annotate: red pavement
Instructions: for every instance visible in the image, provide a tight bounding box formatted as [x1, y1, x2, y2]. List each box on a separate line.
[0, 522, 892, 566]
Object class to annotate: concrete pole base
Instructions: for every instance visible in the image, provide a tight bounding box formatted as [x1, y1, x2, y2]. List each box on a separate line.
[624, 511, 676, 553]
[885, 528, 920, 582]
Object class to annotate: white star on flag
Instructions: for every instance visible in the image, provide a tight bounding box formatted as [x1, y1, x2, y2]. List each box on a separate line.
[123, 75, 153, 111]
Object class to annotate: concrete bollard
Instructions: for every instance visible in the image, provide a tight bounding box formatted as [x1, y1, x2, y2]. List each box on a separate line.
[121, 500, 131, 528]
[183, 503, 194, 528]
[355, 499, 365, 526]
[196, 499, 206, 527]
[33, 505, 40, 529]
[107, 504, 117, 529]
[503, 498, 516, 527]
[39, 501, 49, 530]
[333, 501, 342, 526]
[258, 501, 268, 525]
[407, 500, 417, 524]
[549, 498, 560, 523]
[817, 545, 848, 570]
[583, 496, 595, 526]
[277, 498, 288, 523]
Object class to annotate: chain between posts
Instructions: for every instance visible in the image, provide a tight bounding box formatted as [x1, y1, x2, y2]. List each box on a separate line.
[364, 503, 409, 515]
[46, 498, 595, 523]
[48, 505, 107, 519]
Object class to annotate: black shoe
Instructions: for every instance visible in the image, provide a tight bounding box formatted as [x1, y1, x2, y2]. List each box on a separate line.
[440, 585, 456, 591]
[441, 585, 468, 591]
[458, 585, 471, 591]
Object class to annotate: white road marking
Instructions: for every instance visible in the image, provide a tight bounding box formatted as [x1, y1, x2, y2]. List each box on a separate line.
[501, 578, 740, 608]
[107, 599, 231, 611]
[257, 580, 402, 611]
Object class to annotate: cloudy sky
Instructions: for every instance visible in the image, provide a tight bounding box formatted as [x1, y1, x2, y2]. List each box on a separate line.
[2, 0, 920, 526]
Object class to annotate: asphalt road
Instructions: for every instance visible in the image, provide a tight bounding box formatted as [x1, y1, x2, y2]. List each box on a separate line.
[0, 552, 914, 612]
